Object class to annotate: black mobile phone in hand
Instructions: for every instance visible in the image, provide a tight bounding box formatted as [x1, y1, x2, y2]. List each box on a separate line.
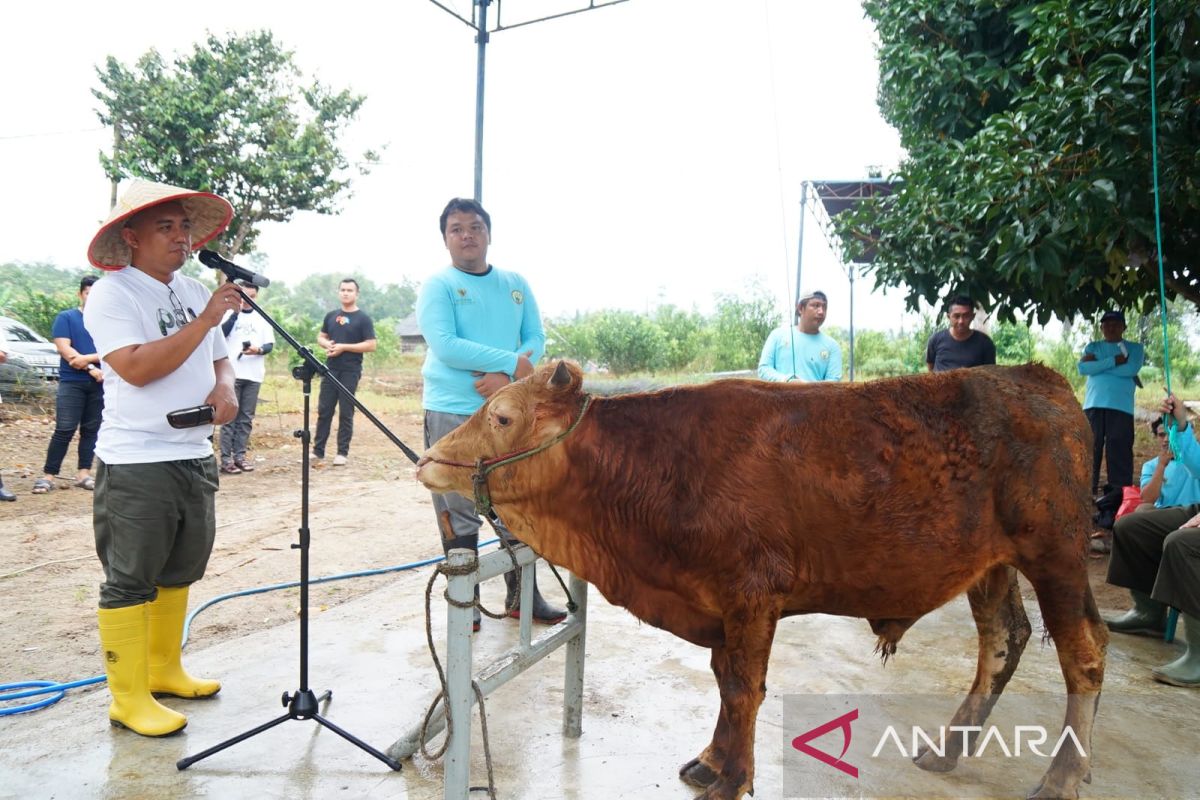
[166, 404, 215, 429]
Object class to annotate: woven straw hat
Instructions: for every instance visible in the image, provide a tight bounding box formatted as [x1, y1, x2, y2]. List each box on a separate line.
[87, 179, 234, 270]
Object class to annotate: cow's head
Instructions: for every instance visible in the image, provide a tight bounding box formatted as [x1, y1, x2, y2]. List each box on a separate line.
[416, 359, 586, 499]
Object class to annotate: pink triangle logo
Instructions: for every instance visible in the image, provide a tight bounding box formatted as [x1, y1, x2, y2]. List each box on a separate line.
[791, 708, 859, 778]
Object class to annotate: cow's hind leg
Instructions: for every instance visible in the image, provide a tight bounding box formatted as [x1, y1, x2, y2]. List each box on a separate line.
[915, 565, 1032, 772]
[1023, 573, 1107, 800]
[688, 606, 780, 800]
[679, 700, 726, 788]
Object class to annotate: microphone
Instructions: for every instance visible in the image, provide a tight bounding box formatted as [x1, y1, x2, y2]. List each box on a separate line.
[197, 250, 271, 288]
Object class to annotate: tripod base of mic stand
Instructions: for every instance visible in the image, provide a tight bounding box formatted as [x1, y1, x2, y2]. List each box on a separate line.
[176, 688, 402, 772]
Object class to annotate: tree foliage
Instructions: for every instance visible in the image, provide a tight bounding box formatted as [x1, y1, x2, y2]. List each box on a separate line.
[93, 30, 378, 256]
[840, 0, 1200, 323]
[0, 262, 90, 337]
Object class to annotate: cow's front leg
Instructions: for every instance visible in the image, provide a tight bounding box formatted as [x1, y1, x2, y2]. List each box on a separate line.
[693, 606, 780, 800]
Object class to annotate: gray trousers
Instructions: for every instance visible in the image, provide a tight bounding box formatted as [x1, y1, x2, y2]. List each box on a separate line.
[93, 457, 219, 608]
[219, 378, 262, 462]
[424, 410, 515, 546]
[1108, 503, 1200, 618]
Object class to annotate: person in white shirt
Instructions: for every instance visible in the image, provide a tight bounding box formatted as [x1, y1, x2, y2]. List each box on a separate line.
[218, 281, 274, 474]
[84, 179, 242, 737]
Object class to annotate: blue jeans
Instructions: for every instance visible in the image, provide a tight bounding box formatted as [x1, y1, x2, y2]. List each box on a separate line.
[42, 379, 103, 476]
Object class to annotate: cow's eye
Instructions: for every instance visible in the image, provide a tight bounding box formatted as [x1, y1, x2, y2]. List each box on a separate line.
[495, 415, 511, 427]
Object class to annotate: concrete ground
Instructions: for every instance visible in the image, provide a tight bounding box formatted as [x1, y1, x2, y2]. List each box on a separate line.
[2, 566, 1199, 800]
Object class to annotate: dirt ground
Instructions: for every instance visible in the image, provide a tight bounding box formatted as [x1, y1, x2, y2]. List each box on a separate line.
[0, 387, 1139, 691]
[0, 393, 443, 688]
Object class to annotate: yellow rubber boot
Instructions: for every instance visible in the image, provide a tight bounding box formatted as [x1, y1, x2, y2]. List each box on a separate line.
[147, 586, 221, 698]
[97, 605, 187, 736]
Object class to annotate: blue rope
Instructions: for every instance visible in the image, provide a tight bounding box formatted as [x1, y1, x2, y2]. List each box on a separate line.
[0, 539, 499, 717]
[1148, 0, 1180, 456]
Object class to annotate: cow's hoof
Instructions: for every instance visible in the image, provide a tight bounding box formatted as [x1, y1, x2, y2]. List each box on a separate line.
[1026, 779, 1080, 799]
[679, 756, 719, 787]
[694, 780, 750, 799]
[912, 746, 957, 773]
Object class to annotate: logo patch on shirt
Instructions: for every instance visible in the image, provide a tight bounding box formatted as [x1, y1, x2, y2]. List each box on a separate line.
[336, 315, 349, 326]
[820, 349, 830, 361]
[512, 290, 523, 305]
[458, 288, 468, 298]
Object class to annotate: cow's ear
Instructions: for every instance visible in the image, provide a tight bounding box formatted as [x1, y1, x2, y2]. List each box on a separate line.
[550, 360, 573, 388]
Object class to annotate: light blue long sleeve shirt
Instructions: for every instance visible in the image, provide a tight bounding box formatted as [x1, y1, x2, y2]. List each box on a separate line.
[1078, 339, 1143, 414]
[1140, 455, 1200, 508]
[417, 264, 545, 416]
[757, 326, 842, 382]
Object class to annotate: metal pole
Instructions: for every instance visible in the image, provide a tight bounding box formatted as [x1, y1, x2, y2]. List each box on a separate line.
[473, 0, 490, 202]
[444, 548, 477, 800]
[563, 572, 588, 738]
[794, 183, 808, 324]
[848, 265, 856, 381]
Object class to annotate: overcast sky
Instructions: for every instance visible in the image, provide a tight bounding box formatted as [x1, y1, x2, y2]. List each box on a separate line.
[1, 0, 924, 331]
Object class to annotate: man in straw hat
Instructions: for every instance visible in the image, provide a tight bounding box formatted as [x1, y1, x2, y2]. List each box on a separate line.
[84, 179, 244, 737]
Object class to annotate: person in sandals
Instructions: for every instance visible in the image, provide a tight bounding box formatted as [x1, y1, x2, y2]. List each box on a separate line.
[84, 179, 243, 736]
[32, 275, 104, 495]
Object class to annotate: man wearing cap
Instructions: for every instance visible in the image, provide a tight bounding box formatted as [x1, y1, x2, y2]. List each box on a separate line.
[757, 290, 843, 382]
[1080, 310, 1144, 495]
[84, 179, 243, 737]
[925, 294, 996, 372]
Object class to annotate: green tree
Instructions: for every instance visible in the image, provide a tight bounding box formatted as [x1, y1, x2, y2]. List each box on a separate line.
[545, 313, 598, 364]
[0, 263, 91, 336]
[94, 30, 379, 256]
[839, 0, 1200, 322]
[653, 305, 706, 371]
[992, 320, 1035, 364]
[591, 310, 666, 374]
[709, 285, 778, 371]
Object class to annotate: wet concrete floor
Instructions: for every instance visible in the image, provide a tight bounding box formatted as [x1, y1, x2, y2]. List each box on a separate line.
[2, 566, 1199, 799]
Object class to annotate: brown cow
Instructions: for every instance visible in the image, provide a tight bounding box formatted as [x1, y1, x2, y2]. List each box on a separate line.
[416, 360, 1107, 800]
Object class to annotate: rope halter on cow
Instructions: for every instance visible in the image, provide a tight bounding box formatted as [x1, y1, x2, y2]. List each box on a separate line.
[425, 394, 594, 518]
[469, 394, 592, 517]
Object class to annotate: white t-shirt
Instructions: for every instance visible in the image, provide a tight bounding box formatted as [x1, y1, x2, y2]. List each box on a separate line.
[85, 266, 229, 464]
[223, 309, 275, 383]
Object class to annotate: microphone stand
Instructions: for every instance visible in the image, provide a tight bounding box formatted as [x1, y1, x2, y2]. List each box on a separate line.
[178, 276, 416, 772]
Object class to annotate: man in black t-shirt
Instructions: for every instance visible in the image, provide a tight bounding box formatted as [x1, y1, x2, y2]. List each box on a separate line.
[926, 294, 996, 372]
[314, 278, 377, 466]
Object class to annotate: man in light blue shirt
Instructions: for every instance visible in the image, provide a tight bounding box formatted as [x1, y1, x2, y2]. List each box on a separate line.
[417, 197, 564, 630]
[757, 290, 842, 382]
[1106, 394, 1200, 688]
[1079, 310, 1143, 494]
[1139, 418, 1200, 510]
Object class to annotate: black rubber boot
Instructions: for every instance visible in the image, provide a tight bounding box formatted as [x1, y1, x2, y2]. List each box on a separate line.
[504, 566, 567, 625]
[442, 533, 481, 632]
[1104, 589, 1167, 637]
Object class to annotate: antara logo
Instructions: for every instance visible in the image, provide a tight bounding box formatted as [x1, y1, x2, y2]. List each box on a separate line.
[871, 724, 1087, 760]
[792, 709, 1088, 780]
[792, 709, 858, 778]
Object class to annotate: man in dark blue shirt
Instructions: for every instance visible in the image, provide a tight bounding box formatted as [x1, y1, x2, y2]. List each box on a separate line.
[33, 276, 104, 493]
